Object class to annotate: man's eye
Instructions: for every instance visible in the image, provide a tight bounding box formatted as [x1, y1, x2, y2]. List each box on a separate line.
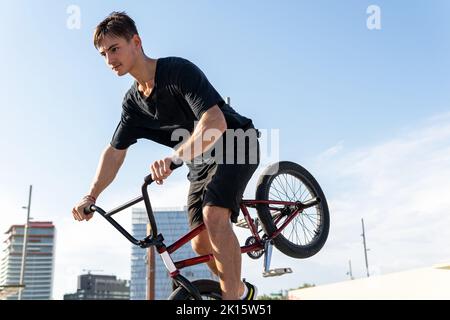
[112, 47, 118, 52]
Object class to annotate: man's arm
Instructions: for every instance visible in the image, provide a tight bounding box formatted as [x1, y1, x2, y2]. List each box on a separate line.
[88, 145, 127, 199]
[72, 145, 127, 221]
[175, 105, 226, 162]
[149, 105, 226, 184]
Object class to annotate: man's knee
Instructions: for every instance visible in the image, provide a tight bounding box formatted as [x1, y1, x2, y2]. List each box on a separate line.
[191, 230, 211, 255]
[192, 241, 207, 255]
[203, 205, 232, 231]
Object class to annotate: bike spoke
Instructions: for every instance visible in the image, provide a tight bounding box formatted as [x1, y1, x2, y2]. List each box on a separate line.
[284, 174, 297, 200]
[273, 176, 290, 202]
[300, 215, 315, 240]
[287, 220, 295, 242]
[289, 174, 299, 199]
[295, 178, 302, 199]
[267, 171, 324, 247]
[295, 216, 302, 244]
[303, 209, 320, 226]
[270, 179, 286, 202]
[286, 174, 299, 202]
[269, 188, 284, 201]
[302, 218, 308, 244]
[291, 174, 299, 199]
[299, 186, 309, 202]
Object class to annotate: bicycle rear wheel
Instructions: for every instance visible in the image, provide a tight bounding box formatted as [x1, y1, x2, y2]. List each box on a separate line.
[168, 279, 222, 300]
[255, 161, 330, 258]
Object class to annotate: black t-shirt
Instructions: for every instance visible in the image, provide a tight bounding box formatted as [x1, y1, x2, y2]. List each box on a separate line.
[110, 57, 253, 151]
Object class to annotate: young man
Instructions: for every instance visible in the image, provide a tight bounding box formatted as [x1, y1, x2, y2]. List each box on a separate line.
[72, 12, 259, 300]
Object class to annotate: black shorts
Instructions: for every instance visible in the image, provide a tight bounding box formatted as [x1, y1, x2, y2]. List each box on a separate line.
[186, 128, 260, 229]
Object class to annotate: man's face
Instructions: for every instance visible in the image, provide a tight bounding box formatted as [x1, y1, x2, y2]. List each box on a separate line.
[97, 34, 141, 76]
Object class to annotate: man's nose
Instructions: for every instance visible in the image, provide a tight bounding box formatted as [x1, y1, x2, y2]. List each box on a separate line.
[105, 53, 113, 66]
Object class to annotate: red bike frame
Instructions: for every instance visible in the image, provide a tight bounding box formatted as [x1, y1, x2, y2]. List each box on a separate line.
[165, 199, 301, 273]
[86, 167, 319, 299]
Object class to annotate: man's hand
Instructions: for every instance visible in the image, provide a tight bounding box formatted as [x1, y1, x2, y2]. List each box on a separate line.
[72, 195, 96, 222]
[150, 157, 174, 185]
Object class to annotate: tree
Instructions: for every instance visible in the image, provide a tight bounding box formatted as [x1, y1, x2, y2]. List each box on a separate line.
[258, 283, 316, 300]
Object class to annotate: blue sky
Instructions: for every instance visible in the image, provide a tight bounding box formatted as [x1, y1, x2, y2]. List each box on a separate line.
[1, 1, 450, 299]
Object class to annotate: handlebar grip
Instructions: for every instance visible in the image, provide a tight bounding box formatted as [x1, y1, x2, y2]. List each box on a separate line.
[170, 159, 183, 170]
[144, 159, 184, 184]
[83, 205, 95, 215]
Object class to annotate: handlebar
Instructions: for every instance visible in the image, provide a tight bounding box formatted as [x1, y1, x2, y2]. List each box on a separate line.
[143, 159, 183, 185]
[82, 160, 183, 244]
[84, 160, 183, 215]
[83, 204, 95, 215]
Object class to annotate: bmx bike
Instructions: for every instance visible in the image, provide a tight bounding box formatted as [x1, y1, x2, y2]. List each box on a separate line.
[84, 161, 329, 300]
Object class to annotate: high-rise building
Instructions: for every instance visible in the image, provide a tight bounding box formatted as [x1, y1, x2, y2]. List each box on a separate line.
[63, 273, 130, 300]
[0, 221, 55, 300]
[130, 209, 148, 300]
[130, 207, 216, 300]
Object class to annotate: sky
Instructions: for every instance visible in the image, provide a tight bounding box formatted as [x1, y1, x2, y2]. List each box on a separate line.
[1, 0, 450, 299]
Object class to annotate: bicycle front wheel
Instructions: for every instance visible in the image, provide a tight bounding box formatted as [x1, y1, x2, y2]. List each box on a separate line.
[255, 161, 330, 258]
[168, 279, 222, 300]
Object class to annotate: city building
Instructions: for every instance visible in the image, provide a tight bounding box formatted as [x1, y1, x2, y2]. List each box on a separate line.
[0, 221, 55, 300]
[64, 273, 130, 300]
[130, 208, 148, 300]
[130, 207, 216, 300]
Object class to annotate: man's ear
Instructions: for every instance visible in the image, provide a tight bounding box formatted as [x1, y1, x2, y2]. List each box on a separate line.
[132, 34, 142, 50]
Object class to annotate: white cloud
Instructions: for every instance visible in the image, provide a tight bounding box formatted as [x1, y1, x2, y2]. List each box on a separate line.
[310, 112, 450, 278]
[318, 140, 344, 160]
[241, 112, 450, 296]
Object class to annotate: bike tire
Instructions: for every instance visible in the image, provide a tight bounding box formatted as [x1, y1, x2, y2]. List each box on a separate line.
[255, 161, 330, 258]
[168, 279, 222, 300]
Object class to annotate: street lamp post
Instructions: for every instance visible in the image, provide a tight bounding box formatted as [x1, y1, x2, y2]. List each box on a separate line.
[361, 218, 370, 277]
[18, 185, 32, 300]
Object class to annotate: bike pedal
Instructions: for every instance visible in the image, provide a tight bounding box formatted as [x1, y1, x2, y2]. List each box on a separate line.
[235, 218, 250, 229]
[262, 267, 293, 277]
[237, 217, 260, 229]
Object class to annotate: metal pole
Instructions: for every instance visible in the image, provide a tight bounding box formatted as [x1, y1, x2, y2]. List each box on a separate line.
[347, 259, 354, 280]
[361, 218, 370, 277]
[18, 185, 32, 299]
[18, 185, 32, 300]
[147, 224, 155, 300]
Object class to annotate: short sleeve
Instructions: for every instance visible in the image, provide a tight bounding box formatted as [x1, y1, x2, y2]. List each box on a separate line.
[110, 114, 138, 150]
[177, 60, 224, 119]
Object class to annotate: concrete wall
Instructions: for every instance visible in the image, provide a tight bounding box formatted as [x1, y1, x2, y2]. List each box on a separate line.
[288, 262, 450, 300]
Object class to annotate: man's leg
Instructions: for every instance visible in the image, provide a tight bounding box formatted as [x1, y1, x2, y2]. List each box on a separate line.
[191, 229, 219, 275]
[191, 228, 247, 298]
[202, 205, 245, 300]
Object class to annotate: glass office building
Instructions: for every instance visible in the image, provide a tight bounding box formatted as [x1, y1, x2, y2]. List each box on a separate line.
[0, 221, 55, 300]
[130, 207, 216, 300]
[130, 209, 148, 300]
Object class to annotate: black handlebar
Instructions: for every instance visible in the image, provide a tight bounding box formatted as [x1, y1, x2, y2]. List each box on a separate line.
[83, 160, 183, 242]
[143, 159, 183, 184]
[83, 204, 95, 215]
[141, 160, 183, 239]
